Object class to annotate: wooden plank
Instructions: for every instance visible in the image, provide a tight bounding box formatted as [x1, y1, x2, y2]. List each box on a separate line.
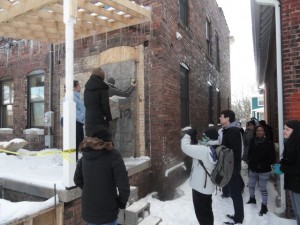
[46, 3, 114, 28]
[91, 0, 151, 19]
[7, 203, 64, 225]
[0, 31, 58, 43]
[0, 0, 12, 11]
[0, 0, 59, 23]
[78, 0, 126, 24]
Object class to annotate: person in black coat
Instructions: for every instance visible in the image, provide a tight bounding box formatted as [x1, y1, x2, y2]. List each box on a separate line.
[74, 128, 130, 225]
[247, 125, 276, 216]
[84, 67, 112, 137]
[219, 110, 244, 225]
[274, 120, 300, 225]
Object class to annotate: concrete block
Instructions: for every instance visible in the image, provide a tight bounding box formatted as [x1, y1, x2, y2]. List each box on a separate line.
[117, 209, 125, 225]
[128, 186, 138, 205]
[138, 215, 162, 225]
[125, 201, 150, 225]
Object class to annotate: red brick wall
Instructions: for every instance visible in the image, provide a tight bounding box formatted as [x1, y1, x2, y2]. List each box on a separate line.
[282, 0, 300, 122]
[0, 0, 230, 197]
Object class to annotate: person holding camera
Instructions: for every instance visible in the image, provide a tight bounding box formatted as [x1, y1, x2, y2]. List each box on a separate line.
[181, 126, 219, 225]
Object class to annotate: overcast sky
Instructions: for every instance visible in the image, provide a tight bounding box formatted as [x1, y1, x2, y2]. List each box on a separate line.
[216, 0, 257, 99]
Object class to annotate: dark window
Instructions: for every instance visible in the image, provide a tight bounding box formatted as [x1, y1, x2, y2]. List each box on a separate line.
[206, 17, 211, 57]
[0, 80, 14, 127]
[179, 0, 188, 26]
[216, 89, 220, 122]
[215, 31, 220, 69]
[208, 85, 213, 124]
[28, 71, 45, 127]
[180, 65, 189, 127]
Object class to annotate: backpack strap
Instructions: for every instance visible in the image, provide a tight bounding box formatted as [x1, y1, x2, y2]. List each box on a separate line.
[198, 160, 211, 188]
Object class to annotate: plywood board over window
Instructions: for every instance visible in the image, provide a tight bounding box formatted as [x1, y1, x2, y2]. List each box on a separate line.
[99, 46, 145, 158]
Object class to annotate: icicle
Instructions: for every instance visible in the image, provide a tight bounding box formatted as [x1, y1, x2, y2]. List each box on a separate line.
[5, 45, 10, 67]
[29, 40, 34, 62]
[105, 28, 108, 49]
[53, 44, 56, 70]
[93, 32, 97, 47]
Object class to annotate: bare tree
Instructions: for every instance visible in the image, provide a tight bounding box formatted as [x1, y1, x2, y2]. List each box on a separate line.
[231, 85, 257, 120]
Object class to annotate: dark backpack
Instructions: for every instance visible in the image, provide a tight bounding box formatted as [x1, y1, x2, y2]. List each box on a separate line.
[199, 145, 234, 187]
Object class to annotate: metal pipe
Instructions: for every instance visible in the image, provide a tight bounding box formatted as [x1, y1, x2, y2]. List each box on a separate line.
[254, 0, 285, 214]
[165, 162, 186, 177]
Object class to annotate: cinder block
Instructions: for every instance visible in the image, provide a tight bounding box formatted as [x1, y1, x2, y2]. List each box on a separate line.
[138, 215, 162, 225]
[124, 201, 150, 225]
[128, 186, 138, 205]
[117, 209, 125, 225]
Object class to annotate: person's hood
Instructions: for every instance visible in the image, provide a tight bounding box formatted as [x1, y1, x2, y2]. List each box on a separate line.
[79, 137, 113, 160]
[85, 75, 109, 91]
[224, 120, 239, 129]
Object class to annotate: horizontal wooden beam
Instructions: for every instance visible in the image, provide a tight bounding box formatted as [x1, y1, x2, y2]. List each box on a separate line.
[0, 0, 59, 23]
[0, 0, 12, 11]
[91, 0, 151, 20]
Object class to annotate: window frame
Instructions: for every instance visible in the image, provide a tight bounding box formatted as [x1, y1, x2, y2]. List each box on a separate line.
[206, 16, 212, 58]
[208, 84, 213, 124]
[179, 0, 188, 27]
[257, 96, 264, 106]
[180, 64, 189, 128]
[27, 70, 45, 128]
[215, 31, 220, 69]
[0, 79, 14, 128]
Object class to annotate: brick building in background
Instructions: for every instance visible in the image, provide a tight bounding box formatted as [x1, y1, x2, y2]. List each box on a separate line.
[251, 0, 300, 218]
[0, 0, 230, 223]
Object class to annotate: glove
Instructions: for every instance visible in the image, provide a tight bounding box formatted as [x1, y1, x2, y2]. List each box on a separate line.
[273, 164, 283, 175]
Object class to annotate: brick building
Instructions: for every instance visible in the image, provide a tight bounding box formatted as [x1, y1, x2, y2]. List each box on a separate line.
[251, 0, 300, 219]
[0, 0, 230, 223]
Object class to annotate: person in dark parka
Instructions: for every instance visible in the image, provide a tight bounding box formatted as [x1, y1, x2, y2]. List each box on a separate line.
[84, 67, 112, 137]
[74, 128, 130, 225]
[247, 125, 276, 216]
[274, 120, 300, 225]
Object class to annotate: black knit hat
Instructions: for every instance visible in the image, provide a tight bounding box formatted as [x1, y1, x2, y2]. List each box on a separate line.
[204, 127, 218, 140]
[247, 120, 256, 126]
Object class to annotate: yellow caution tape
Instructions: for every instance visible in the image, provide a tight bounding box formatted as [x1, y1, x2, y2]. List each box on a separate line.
[0, 148, 77, 162]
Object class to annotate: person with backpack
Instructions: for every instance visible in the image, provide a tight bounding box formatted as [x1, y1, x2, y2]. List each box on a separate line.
[219, 110, 244, 225]
[181, 127, 219, 225]
[247, 124, 276, 216]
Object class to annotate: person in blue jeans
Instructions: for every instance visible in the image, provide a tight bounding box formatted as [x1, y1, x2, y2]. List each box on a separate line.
[219, 110, 244, 225]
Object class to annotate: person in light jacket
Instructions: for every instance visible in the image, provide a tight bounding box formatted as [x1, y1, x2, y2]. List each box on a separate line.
[181, 127, 219, 225]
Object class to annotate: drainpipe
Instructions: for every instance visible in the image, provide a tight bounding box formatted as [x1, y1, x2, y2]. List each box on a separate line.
[49, 44, 54, 111]
[255, 0, 285, 214]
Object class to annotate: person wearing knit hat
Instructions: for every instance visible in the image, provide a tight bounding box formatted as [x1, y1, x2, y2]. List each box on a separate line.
[274, 120, 300, 225]
[181, 126, 219, 225]
[203, 127, 219, 141]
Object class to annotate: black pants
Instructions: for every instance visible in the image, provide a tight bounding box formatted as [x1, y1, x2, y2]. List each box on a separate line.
[192, 189, 213, 225]
[227, 171, 244, 223]
[61, 118, 84, 161]
[76, 121, 84, 159]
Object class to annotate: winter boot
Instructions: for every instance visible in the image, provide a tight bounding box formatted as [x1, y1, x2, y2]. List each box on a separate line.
[246, 197, 256, 204]
[259, 203, 268, 216]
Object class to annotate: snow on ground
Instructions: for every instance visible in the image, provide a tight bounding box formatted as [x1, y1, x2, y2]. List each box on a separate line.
[0, 150, 297, 225]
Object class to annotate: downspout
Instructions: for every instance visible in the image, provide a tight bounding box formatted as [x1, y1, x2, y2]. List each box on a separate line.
[255, 0, 285, 214]
[48, 44, 54, 112]
[49, 43, 53, 135]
